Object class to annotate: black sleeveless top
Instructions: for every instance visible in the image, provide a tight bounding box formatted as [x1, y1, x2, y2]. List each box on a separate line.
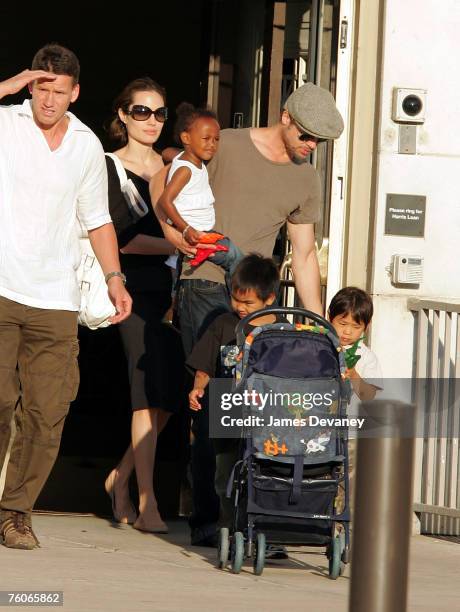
[106, 156, 172, 293]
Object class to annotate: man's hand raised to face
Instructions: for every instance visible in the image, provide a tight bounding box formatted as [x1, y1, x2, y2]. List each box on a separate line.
[0, 70, 56, 100]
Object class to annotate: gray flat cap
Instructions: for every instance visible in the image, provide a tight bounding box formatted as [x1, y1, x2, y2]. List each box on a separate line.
[285, 82, 344, 140]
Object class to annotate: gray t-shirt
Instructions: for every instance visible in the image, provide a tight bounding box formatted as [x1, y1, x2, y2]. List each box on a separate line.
[182, 128, 321, 283]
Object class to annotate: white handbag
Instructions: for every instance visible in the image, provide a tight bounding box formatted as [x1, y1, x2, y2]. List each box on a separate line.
[77, 153, 146, 329]
[77, 223, 116, 330]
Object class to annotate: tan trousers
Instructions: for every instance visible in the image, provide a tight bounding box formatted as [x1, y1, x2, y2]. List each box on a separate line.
[0, 296, 79, 513]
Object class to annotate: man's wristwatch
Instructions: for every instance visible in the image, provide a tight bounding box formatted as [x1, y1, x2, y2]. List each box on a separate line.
[105, 271, 127, 285]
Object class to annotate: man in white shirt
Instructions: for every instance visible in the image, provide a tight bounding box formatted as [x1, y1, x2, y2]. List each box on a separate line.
[0, 44, 132, 550]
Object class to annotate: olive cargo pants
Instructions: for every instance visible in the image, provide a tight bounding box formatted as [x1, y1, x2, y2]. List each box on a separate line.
[0, 296, 79, 513]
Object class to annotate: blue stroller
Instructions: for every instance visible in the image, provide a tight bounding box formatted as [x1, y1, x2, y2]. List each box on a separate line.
[217, 308, 351, 578]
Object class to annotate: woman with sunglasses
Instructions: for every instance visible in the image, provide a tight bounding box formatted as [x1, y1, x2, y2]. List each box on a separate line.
[104, 78, 178, 534]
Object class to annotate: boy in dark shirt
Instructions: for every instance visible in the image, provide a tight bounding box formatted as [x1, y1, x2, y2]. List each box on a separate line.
[186, 253, 282, 529]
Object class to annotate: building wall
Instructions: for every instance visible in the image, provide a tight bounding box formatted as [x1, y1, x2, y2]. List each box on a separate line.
[344, 0, 383, 290]
[348, 0, 460, 377]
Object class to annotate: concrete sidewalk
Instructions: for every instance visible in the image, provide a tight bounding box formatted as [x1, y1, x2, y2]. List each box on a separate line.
[1, 514, 459, 612]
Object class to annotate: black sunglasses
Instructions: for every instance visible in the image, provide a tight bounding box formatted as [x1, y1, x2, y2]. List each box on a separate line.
[298, 131, 318, 142]
[290, 117, 323, 143]
[124, 105, 168, 122]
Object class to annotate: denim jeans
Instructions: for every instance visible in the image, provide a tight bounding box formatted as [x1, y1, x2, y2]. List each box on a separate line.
[179, 235, 243, 291]
[177, 279, 231, 530]
[177, 279, 230, 357]
[209, 236, 244, 279]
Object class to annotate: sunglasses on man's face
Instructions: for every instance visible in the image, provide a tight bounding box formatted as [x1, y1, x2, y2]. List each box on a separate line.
[124, 105, 168, 122]
[298, 131, 318, 142]
[290, 117, 322, 143]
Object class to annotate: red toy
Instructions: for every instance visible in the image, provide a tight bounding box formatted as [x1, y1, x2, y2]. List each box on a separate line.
[188, 232, 228, 267]
[189, 244, 228, 267]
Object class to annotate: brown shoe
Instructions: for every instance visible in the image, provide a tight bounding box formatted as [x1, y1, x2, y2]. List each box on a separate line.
[0, 511, 40, 550]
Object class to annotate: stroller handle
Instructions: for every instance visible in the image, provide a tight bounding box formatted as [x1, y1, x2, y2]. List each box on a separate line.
[235, 307, 338, 346]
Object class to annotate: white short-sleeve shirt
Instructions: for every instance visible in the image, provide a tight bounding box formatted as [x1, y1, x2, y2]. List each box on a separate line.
[0, 100, 112, 311]
[346, 340, 383, 435]
[353, 342, 383, 390]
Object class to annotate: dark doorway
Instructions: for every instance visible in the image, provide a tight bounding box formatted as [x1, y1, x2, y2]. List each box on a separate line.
[0, 2, 209, 515]
[0, 3, 208, 147]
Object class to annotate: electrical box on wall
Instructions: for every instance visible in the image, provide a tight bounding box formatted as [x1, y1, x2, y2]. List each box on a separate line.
[390, 255, 423, 285]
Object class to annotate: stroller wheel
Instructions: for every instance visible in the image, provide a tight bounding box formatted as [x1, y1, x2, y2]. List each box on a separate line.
[231, 531, 245, 574]
[328, 535, 342, 580]
[217, 528, 230, 569]
[253, 532, 266, 576]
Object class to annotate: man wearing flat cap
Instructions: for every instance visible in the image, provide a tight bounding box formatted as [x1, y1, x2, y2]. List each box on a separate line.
[153, 82, 344, 546]
[285, 81, 344, 142]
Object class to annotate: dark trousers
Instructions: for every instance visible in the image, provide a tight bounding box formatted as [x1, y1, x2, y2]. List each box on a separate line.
[177, 279, 230, 529]
[0, 296, 79, 514]
[213, 439, 240, 529]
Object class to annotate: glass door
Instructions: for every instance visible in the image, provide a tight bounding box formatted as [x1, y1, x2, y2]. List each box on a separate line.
[278, 0, 352, 309]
